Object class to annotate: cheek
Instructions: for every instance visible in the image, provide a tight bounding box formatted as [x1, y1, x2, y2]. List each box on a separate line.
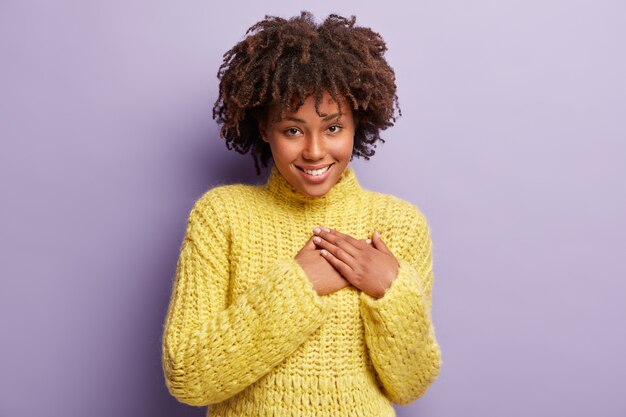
[270, 139, 300, 160]
[334, 135, 355, 156]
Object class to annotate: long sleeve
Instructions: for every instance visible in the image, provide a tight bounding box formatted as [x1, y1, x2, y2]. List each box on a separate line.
[161, 193, 334, 406]
[359, 206, 443, 406]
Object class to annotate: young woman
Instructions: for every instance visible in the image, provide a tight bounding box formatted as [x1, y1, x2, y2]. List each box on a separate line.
[162, 11, 442, 416]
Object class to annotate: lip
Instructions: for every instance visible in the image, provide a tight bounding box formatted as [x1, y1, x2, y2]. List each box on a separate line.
[296, 163, 334, 170]
[296, 163, 334, 184]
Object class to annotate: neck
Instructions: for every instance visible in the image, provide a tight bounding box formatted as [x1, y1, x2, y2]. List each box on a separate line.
[264, 164, 363, 208]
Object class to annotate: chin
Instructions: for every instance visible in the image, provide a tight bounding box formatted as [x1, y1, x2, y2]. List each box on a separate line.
[304, 189, 329, 197]
[298, 181, 334, 197]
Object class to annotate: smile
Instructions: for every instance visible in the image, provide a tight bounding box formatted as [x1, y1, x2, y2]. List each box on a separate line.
[296, 163, 335, 183]
[297, 164, 333, 175]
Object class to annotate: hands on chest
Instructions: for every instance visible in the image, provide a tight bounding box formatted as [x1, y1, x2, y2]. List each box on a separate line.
[295, 227, 400, 299]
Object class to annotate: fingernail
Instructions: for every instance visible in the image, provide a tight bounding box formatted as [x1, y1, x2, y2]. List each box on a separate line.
[366, 239, 372, 244]
[313, 227, 321, 234]
[374, 231, 379, 237]
[313, 236, 321, 243]
[323, 227, 330, 232]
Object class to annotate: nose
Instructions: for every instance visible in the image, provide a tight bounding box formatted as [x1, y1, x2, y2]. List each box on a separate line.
[302, 132, 325, 161]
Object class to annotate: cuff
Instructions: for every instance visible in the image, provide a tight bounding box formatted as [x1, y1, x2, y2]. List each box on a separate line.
[359, 258, 426, 310]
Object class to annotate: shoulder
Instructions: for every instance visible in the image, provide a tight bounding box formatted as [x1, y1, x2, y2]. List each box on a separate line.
[185, 183, 262, 232]
[193, 183, 259, 212]
[363, 189, 429, 228]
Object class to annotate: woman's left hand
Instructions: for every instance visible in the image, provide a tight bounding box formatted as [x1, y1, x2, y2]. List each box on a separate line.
[312, 227, 400, 299]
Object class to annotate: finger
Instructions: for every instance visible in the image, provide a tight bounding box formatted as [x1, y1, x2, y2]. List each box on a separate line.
[305, 235, 317, 249]
[320, 248, 354, 281]
[372, 230, 391, 253]
[313, 227, 360, 256]
[324, 227, 364, 247]
[313, 227, 363, 256]
[313, 235, 356, 266]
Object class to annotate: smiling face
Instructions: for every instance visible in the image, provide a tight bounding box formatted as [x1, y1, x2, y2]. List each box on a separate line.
[259, 91, 355, 197]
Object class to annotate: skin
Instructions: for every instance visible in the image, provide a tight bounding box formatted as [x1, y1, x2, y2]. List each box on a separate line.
[259, 91, 355, 198]
[293, 235, 352, 296]
[259, 91, 400, 298]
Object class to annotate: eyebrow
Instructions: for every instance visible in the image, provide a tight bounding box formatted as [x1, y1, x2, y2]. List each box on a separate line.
[285, 112, 341, 123]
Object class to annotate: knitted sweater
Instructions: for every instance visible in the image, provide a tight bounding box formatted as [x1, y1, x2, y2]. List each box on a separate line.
[161, 165, 443, 416]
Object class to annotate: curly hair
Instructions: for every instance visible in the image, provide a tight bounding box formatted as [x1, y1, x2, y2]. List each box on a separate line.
[212, 11, 401, 175]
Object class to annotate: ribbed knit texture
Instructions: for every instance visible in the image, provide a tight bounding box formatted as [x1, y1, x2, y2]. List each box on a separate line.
[161, 165, 443, 416]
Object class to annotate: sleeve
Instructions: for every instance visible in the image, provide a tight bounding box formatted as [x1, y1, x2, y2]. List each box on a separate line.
[359, 206, 443, 406]
[161, 193, 334, 406]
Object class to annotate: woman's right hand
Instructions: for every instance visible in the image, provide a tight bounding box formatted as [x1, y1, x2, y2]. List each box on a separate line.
[295, 235, 351, 296]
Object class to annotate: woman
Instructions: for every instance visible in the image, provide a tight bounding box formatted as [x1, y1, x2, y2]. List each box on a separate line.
[162, 11, 442, 416]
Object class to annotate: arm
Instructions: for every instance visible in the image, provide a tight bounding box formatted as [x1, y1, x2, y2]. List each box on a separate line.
[359, 206, 443, 405]
[161, 193, 333, 406]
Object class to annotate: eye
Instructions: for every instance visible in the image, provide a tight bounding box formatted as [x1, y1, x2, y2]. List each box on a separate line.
[327, 124, 342, 133]
[284, 127, 301, 136]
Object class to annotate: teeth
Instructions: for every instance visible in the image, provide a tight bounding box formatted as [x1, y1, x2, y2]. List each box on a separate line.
[302, 165, 331, 176]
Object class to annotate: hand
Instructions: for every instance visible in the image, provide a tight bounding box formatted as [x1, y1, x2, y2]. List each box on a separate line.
[312, 227, 400, 299]
[294, 235, 351, 296]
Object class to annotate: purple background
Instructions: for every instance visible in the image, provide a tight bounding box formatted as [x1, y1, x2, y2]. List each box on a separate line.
[1, 1, 625, 416]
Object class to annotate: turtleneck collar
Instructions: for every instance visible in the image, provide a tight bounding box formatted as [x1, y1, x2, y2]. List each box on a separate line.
[264, 164, 363, 208]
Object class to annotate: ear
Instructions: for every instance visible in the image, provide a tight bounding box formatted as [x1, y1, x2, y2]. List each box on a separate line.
[352, 111, 360, 129]
[258, 120, 269, 143]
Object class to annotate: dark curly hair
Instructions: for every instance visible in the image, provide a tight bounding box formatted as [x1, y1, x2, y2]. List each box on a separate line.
[212, 11, 401, 175]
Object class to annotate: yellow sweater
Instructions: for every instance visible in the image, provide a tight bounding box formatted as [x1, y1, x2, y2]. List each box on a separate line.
[161, 165, 443, 416]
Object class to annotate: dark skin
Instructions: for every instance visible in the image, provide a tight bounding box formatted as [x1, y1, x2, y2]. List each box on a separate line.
[295, 235, 351, 296]
[212, 12, 400, 176]
[295, 227, 400, 299]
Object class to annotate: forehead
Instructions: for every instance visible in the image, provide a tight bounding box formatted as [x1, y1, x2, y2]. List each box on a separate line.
[269, 92, 350, 121]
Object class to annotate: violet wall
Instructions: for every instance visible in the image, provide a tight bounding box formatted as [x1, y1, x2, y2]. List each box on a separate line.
[1, 1, 625, 416]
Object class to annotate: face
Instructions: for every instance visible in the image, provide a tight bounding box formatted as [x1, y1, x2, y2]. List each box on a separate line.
[259, 91, 355, 197]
